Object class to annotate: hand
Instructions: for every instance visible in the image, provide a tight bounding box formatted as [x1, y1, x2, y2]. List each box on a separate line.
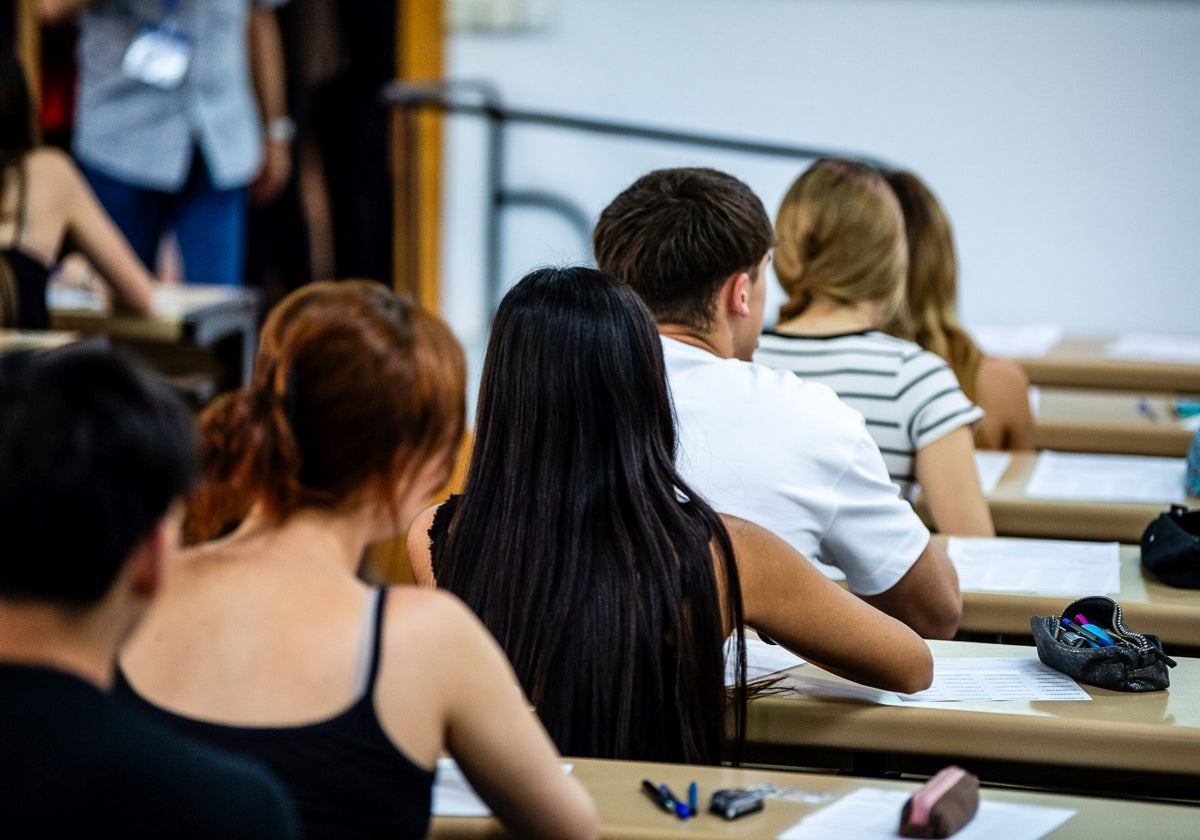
[251, 139, 292, 206]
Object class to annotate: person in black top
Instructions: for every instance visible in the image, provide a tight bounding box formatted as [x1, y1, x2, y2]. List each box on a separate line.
[0, 348, 299, 839]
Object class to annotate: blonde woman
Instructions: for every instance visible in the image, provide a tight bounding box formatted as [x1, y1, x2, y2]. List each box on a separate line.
[756, 159, 994, 536]
[882, 170, 1035, 451]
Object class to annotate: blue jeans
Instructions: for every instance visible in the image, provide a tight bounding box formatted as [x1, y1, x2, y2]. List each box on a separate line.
[84, 153, 248, 286]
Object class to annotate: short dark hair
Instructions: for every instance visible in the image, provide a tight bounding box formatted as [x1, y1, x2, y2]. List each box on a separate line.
[592, 167, 775, 329]
[0, 349, 198, 606]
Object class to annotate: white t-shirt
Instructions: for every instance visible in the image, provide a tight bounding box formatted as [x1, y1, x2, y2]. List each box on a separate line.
[662, 336, 930, 596]
[755, 330, 983, 500]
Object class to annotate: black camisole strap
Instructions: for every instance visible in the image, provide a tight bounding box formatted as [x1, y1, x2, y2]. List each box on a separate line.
[9, 160, 27, 249]
[363, 587, 389, 691]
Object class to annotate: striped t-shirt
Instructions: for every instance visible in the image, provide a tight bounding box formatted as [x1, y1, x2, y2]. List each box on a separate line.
[755, 330, 982, 499]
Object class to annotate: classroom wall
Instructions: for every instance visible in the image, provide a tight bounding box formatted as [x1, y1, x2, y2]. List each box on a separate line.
[441, 0, 1200, 349]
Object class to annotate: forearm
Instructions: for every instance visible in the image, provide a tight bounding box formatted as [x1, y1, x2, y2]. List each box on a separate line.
[249, 5, 288, 126]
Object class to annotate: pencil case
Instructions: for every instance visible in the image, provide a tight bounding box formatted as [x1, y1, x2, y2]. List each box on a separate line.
[1141, 505, 1200, 589]
[899, 766, 979, 838]
[1030, 596, 1175, 692]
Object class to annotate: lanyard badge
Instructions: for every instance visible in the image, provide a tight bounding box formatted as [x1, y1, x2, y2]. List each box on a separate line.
[122, 0, 192, 90]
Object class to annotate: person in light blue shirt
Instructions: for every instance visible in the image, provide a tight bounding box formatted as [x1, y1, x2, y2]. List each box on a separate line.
[46, 0, 292, 285]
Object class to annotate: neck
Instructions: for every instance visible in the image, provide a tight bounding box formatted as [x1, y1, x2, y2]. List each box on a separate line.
[225, 503, 377, 576]
[775, 297, 881, 336]
[0, 602, 125, 689]
[658, 322, 734, 360]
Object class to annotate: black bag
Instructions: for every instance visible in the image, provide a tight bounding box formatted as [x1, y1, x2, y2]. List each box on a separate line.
[1141, 505, 1200, 589]
[1030, 596, 1175, 692]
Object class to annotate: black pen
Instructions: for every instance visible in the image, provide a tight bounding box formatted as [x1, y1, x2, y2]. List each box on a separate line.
[642, 779, 674, 814]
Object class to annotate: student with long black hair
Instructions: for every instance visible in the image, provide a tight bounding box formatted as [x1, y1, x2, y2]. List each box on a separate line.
[0, 45, 154, 327]
[409, 266, 932, 765]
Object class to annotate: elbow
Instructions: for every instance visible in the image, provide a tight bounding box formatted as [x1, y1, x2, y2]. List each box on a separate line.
[570, 801, 600, 840]
[916, 597, 962, 641]
[895, 648, 935, 695]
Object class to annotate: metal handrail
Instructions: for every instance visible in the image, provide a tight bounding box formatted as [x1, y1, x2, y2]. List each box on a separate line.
[383, 79, 894, 313]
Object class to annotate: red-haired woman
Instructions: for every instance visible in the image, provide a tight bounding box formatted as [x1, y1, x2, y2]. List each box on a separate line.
[115, 281, 597, 840]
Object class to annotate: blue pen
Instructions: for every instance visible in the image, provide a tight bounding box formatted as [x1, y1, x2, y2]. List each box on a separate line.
[1137, 397, 1160, 423]
[659, 784, 690, 819]
[1074, 614, 1117, 646]
[688, 781, 698, 817]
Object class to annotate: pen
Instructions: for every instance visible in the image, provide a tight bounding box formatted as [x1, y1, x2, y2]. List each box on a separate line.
[1060, 617, 1114, 647]
[642, 779, 674, 814]
[1137, 397, 1160, 423]
[660, 784, 691, 819]
[689, 781, 698, 817]
[1074, 614, 1117, 646]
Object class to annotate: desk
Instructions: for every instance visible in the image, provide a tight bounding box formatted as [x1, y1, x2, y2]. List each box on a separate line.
[430, 756, 1200, 838]
[960, 452, 1198, 543]
[1014, 335, 1200, 394]
[0, 329, 85, 354]
[1035, 389, 1196, 457]
[743, 640, 1200, 798]
[50, 285, 260, 392]
[952, 540, 1200, 652]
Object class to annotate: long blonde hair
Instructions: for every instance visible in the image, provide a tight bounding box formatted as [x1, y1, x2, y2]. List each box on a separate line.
[881, 170, 982, 401]
[774, 159, 908, 325]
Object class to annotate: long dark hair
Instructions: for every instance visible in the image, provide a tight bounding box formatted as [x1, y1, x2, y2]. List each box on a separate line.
[434, 266, 748, 764]
[0, 44, 37, 175]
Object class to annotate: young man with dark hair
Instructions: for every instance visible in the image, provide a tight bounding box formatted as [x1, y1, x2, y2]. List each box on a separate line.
[594, 167, 961, 639]
[0, 349, 299, 838]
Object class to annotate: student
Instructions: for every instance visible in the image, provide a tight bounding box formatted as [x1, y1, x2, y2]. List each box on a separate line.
[0, 349, 298, 838]
[0, 45, 154, 328]
[117, 282, 597, 840]
[594, 167, 961, 640]
[756, 159, 995, 537]
[408, 267, 932, 765]
[881, 169, 1035, 451]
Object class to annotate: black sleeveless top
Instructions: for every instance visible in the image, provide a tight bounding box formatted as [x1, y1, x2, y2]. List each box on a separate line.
[114, 588, 436, 840]
[1, 162, 51, 330]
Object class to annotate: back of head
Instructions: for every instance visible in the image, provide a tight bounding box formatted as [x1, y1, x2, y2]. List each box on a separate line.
[439, 266, 743, 763]
[882, 170, 981, 398]
[0, 44, 36, 169]
[774, 159, 908, 323]
[189, 281, 466, 541]
[593, 167, 774, 330]
[0, 349, 196, 606]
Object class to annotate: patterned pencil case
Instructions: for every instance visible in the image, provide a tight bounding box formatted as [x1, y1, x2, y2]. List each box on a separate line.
[1030, 596, 1175, 692]
[899, 766, 979, 838]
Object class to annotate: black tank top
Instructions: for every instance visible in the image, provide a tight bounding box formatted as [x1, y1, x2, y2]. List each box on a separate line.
[1, 162, 50, 330]
[114, 588, 436, 840]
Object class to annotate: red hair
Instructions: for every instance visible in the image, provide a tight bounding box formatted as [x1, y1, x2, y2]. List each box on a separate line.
[187, 281, 465, 542]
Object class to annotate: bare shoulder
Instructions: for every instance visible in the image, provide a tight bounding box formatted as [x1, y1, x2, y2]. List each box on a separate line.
[383, 585, 480, 650]
[24, 147, 83, 185]
[978, 355, 1029, 396]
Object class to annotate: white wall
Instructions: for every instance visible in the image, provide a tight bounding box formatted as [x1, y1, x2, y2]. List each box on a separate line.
[442, 0, 1200, 350]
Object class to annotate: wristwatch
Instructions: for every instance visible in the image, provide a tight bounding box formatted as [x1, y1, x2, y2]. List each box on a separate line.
[265, 116, 297, 143]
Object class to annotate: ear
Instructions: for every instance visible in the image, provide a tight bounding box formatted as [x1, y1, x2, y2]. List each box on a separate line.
[126, 519, 169, 600]
[725, 270, 754, 319]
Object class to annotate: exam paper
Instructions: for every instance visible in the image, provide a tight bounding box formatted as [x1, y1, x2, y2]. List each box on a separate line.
[947, 537, 1121, 595]
[1025, 451, 1187, 504]
[776, 787, 1075, 840]
[432, 758, 573, 817]
[974, 451, 1012, 497]
[724, 637, 807, 686]
[897, 657, 1090, 702]
[968, 323, 1064, 359]
[1104, 332, 1200, 365]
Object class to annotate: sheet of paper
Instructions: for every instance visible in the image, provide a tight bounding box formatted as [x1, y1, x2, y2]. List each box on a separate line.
[776, 787, 1075, 840]
[432, 758, 573, 817]
[948, 536, 1121, 595]
[897, 657, 1090, 702]
[968, 323, 1063, 359]
[46, 284, 107, 312]
[1104, 332, 1200, 365]
[974, 451, 1012, 497]
[1025, 450, 1187, 504]
[725, 636, 807, 686]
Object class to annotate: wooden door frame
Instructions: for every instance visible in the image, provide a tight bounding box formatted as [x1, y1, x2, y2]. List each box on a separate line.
[393, 0, 444, 313]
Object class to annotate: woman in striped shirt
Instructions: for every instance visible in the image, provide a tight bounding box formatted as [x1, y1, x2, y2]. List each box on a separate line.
[756, 159, 994, 536]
